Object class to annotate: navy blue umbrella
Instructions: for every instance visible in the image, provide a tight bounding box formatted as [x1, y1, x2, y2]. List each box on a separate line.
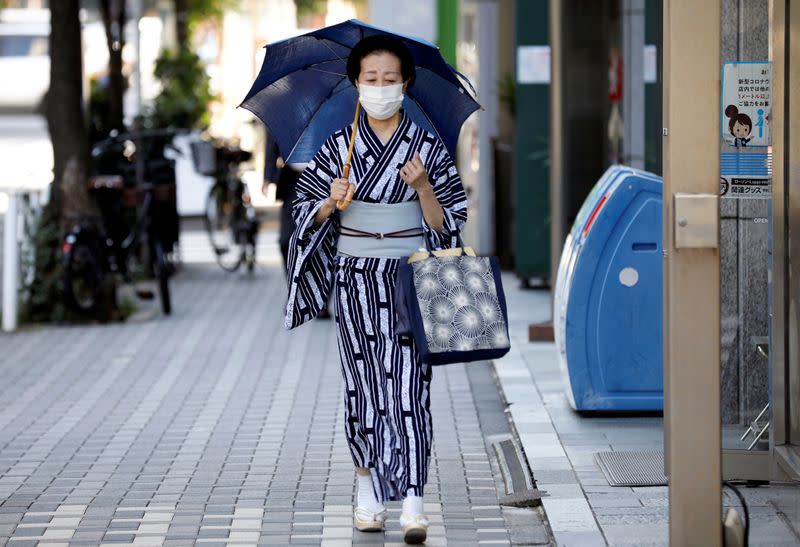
[240, 19, 480, 163]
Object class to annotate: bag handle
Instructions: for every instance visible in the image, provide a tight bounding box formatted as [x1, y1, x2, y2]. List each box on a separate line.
[407, 246, 476, 263]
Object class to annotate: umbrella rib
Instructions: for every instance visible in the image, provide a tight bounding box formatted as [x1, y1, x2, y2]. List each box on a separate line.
[404, 93, 447, 149]
[308, 67, 347, 76]
[452, 68, 478, 98]
[244, 58, 346, 104]
[256, 57, 347, 85]
[285, 77, 354, 161]
[317, 37, 347, 64]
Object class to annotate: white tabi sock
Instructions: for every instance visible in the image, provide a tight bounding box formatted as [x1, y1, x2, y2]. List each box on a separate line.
[357, 473, 384, 514]
[402, 494, 424, 517]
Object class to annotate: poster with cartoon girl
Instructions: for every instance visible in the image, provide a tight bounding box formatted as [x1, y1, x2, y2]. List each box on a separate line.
[721, 62, 771, 147]
[725, 105, 752, 147]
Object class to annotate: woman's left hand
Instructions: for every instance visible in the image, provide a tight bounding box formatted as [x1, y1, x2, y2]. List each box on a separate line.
[400, 152, 432, 192]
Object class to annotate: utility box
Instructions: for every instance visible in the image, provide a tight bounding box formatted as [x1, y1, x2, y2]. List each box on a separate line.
[554, 165, 663, 411]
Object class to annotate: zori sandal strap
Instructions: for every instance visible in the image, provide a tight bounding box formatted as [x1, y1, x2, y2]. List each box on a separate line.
[354, 506, 386, 532]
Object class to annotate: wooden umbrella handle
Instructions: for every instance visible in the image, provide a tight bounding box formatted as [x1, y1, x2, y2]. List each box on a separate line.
[336, 102, 361, 211]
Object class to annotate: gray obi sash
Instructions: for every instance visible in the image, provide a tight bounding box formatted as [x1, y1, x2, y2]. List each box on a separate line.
[337, 200, 425, 259]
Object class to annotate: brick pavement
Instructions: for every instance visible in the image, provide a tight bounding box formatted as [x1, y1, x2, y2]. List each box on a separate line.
[0, 256, 552, 547]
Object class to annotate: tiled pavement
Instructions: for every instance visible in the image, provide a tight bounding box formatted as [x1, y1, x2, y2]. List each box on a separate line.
[495, 277, 800, 546]
[0, 235, 552, 547]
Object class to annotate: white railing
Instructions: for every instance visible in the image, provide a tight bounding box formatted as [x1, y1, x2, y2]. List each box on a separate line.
[1, 179, 48, 333]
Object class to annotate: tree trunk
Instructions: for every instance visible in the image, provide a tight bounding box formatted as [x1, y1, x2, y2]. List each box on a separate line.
[99, 0, 127, 133]
[47, 0, 91, 224]
[174, 0, 189, 50]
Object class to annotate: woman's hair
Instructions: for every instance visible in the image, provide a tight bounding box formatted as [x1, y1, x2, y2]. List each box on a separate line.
[346, 35, 415, 86]
[725, 105, 752, 135]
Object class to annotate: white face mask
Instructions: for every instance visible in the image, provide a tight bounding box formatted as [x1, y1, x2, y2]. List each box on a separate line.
[357, 83, 404, 120]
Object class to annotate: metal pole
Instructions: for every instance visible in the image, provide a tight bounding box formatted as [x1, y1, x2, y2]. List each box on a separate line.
[3, 192, 19, 333]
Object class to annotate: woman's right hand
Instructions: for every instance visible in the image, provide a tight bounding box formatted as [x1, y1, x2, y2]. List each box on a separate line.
[327, 178, 350, 206]
[315, 177, 351, 226]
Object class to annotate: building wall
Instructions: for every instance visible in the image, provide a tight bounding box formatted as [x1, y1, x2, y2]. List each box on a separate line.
[367, 0, 436, 43]
[513, 0, 550, 282]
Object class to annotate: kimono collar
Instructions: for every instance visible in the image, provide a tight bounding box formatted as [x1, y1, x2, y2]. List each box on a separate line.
[357, 109, 412, 156]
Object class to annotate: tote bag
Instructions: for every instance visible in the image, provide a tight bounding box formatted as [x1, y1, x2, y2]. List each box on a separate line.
[395, 246, 511, 366]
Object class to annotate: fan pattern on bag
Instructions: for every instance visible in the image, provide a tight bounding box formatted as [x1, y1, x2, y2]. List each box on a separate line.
[412, 255, 510, 354]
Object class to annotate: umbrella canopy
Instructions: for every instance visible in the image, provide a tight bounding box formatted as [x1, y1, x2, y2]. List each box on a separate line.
[240, 19, 480, 163]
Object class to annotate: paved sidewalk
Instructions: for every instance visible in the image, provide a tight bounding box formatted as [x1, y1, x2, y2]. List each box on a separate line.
[0, 235, 552, 547]
[494, 278, 800, 546]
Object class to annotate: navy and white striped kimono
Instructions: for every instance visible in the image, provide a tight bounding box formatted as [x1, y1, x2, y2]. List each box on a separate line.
[285, 111, 468, 502]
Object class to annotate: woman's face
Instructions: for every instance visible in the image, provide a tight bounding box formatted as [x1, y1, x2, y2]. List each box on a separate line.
[733, 120, 751, 138]
[358, 52, 404, 88]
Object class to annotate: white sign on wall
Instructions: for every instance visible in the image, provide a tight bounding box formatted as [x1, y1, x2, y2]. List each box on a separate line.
[719, 176, 771, 199]
[517, 45, 550, 84]
[721, 62, 771, 148]
[644, 44, 657, 83]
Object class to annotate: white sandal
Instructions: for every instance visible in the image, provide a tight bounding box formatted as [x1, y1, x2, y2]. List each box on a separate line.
[400, 512, 429, 544]
[354, 506, 387, 532]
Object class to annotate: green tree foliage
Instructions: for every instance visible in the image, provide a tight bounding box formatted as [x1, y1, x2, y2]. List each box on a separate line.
[140, 0, 233, 128]
[184, 0, 235, 28]
[22, 206, 68, 323]
[147, 48, 213, 129]
[294, 0, 327, 19]
[170, 0, 235, 51]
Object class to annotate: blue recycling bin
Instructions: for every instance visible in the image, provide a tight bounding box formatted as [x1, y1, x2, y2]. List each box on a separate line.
[554, 165, 663, 411]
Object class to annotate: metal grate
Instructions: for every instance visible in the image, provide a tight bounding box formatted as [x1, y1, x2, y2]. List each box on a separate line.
[595, 450, 667, 487]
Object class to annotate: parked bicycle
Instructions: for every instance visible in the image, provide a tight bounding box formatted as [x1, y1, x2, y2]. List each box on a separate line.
[190, 139, 259, 273]
[62, 128, 183, 317]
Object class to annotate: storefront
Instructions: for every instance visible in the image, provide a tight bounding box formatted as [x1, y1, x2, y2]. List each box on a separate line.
[662, 0, 799, 542]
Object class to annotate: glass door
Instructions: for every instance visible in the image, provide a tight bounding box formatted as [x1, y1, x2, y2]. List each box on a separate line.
[719, 0, 773, 479]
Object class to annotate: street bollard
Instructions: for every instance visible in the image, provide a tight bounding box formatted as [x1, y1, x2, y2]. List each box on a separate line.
[3, 191, 18, 332]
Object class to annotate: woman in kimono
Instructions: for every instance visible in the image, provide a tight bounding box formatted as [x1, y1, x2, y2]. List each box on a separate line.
[285, 35, 467, 544]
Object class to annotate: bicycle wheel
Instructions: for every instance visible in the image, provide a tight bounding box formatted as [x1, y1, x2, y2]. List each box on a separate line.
[204, 182, 243, 272]
[63, 234, 104, 315]
[153, 239, 172, 315]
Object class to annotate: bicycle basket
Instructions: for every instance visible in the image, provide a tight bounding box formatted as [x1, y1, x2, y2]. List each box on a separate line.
[190, 140, 217, 176]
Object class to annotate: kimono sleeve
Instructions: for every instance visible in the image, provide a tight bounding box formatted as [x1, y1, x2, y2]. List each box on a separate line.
[284, 137, 341, 329]
[422, 139, 468, 249]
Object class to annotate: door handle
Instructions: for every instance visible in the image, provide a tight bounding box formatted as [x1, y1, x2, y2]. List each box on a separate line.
[673, 193, 719, 249]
